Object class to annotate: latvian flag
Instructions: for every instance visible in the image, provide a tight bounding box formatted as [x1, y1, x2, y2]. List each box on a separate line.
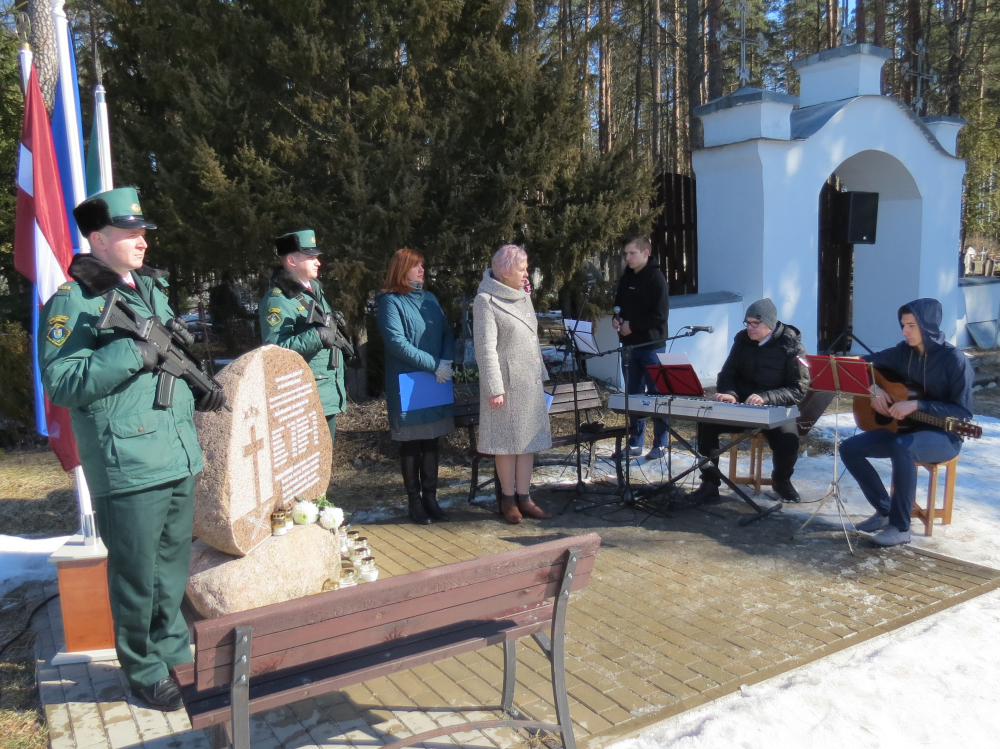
[13, 64, 80, 471]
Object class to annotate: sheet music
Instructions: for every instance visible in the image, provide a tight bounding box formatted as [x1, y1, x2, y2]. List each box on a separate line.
[563, 318, 601, 356]
[656, 352, 692, 366]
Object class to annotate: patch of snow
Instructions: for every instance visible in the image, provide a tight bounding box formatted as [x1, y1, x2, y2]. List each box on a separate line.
[0, 535, 69, 598]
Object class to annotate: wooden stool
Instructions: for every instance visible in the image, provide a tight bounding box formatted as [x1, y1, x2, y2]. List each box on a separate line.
[910, 455, 960, 536]
[728, 432, 771, 496]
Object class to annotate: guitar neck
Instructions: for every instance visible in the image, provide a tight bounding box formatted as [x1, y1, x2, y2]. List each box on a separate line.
[908, 410, 948, 430]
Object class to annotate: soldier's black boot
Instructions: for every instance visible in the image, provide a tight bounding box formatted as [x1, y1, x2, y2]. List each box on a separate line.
[419, 441, 449, 521]
[401, 453, 431, 525]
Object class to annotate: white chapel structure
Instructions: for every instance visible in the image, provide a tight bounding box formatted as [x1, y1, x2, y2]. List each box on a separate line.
[693, 44, 967, 356]
[590, 44, 998, 386]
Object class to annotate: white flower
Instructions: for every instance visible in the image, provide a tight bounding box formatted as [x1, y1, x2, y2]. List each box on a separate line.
[292, 500, 319, 525]
[318, 506, 344, 530]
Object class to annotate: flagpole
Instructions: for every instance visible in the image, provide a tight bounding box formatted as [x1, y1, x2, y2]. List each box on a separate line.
[37, 6, 99, 546]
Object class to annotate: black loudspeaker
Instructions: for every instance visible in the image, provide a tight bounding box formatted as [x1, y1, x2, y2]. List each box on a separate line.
[833, 191, 879, 244]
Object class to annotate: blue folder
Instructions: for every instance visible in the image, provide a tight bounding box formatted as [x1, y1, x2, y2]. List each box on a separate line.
[398, 372, 455, 412]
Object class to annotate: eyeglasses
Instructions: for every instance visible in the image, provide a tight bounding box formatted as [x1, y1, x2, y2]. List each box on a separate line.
[743, 320, 763, 329]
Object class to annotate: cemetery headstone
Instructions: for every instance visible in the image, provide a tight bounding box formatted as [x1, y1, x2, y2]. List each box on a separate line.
[193, 344, 332, 556]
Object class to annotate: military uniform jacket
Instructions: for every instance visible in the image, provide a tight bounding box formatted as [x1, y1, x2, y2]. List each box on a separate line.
[260, 267, 347, 416]
[38, 255, 204, 498]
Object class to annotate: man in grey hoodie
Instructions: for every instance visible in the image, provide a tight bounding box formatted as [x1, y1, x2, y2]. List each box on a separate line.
[840, 298, 975, 547]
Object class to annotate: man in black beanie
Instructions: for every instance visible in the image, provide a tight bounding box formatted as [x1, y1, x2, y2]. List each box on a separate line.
[686, 298, 808, 503]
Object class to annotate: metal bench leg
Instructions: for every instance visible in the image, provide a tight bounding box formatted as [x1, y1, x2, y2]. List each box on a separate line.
[502, 640, 519, 716]
[230, 625, 253, 749]
[550, 549, 581, 749]
[207, 724, 231, 749]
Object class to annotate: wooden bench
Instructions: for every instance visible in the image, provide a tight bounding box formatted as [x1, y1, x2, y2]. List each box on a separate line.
[454, 381, 631, 504]
[175, 533, 602, 749]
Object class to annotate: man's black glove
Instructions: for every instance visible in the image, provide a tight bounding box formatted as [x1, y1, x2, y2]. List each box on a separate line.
[134, 341, 163, 372]
[165, 317, 195, 348]
[317, 326, 337, 349]
[195, 388, 227, 413]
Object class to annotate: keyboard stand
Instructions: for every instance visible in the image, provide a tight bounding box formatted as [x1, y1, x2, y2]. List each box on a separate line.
[633, 424, 785, 526]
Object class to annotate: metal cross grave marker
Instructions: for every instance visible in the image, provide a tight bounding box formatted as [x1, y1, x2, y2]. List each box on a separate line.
[716, 1, 767, 87]
[905, 39, 938, 115]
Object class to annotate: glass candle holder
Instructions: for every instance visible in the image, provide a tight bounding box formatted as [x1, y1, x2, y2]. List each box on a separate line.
[339, 568, 357, 587]
[271, 511, 288, 536]
[284, 506, 294, 529]
[339, 528, 351, 557]
[359, 557, 379, 582]
[351, 545, 370, 568]
[321, 578, 339, 592]
[354, 536, 370, 553]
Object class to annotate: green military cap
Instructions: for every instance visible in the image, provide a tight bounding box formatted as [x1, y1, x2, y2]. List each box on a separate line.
[275, 229, 321, 256]
[73, 187, 157, 235]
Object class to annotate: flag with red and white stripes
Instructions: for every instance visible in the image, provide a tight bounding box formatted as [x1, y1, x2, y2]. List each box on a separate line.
[13, 64, 80, 471]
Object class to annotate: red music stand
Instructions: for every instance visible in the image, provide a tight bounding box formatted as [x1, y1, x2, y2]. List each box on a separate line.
[796, 355, 875, 555]
[645, 364, 705, 397]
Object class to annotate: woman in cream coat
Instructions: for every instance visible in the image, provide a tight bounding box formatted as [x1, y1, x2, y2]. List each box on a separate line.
[473, 244, 552, 524]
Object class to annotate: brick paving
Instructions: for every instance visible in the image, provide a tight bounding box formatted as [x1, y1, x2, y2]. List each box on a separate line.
[33, 493, 1000, 749]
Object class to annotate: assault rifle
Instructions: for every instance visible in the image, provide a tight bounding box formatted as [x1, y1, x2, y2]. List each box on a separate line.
[96, 290, 228, 410]
[304, 301, 355, 368]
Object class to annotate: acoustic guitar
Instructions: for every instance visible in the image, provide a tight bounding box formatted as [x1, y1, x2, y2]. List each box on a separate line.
[852, 367, 982, 439]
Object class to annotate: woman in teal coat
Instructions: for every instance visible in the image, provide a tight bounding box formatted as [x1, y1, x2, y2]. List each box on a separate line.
[376, 248, 456, 524]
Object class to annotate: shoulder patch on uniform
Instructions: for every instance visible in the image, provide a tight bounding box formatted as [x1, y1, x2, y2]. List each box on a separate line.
[46, 316, 71, 346]
[271, 289, 283, 296]
[266, 308, 282, 327]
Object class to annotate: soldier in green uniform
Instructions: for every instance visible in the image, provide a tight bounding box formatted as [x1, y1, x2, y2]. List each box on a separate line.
[38, 187, 224, 712]
[260, 230, 347, 442]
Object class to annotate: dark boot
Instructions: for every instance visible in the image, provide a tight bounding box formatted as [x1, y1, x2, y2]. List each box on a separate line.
[401, 454, 431, 525]
[685, 476, 721, 504]
[419, 446, 449, 521]
[499, 494, 522, 524]
[517, 493, 552, 520]
[772, 477, 801, 503]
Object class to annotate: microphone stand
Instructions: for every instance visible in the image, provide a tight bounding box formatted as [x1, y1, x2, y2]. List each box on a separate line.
[552, 284, 623, 511]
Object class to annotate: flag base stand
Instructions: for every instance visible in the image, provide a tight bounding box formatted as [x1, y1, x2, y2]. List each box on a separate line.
[48, 533, 117, 663]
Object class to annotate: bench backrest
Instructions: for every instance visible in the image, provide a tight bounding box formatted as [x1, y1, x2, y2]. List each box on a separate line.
[189, 533, 601, 692]
[454, 381, 602, 428]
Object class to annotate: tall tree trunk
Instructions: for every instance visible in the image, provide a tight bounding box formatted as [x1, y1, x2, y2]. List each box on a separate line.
[874, 0, 886, 46]
[707, 0, 722, 98]
[685, 0, 702, 156]
[583, 0, 592, 149]
[634, 0, 646, 156]
[598, 0, 613, 153]
[906, 0, 923, 107]
[856, 0, 867, 43]
[27, 0, 60, 111]
[651, 0, 662, 170]
[673, 0, 685, 172]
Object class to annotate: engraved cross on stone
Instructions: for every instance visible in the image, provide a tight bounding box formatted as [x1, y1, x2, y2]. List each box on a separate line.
[905, 39, 938, 115]
[243, 409, 267, 505]
[716, 1, 767, 88]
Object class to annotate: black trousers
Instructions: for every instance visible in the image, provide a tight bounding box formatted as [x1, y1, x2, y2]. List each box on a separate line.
[696, 421, 799, 483]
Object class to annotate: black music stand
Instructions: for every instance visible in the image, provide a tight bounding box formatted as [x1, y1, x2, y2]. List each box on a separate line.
[794, 355, 874, 555]
[630, 366, 785, 526]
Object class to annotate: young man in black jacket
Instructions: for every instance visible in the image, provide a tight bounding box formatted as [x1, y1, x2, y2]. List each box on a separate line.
[841, 298, 974, 547]
[613, 236, 671, 459]
[686, 298, 808, 503]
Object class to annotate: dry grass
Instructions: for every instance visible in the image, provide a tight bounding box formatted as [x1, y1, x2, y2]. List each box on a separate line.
[0, 584, 49, 749]
[0, 447, 77, 538]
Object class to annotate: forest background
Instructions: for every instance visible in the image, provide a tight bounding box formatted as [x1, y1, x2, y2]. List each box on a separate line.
[1, 0, 1000, 420]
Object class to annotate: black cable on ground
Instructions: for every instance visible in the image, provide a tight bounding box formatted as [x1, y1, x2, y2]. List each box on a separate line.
[0, 593, 60, 661]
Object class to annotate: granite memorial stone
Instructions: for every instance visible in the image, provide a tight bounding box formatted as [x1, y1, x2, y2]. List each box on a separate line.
[193, 344, 332, 556]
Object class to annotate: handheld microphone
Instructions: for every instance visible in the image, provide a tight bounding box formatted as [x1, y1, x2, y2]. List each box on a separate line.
[688, 325, 714, 334]
[612, 306, 622, 326]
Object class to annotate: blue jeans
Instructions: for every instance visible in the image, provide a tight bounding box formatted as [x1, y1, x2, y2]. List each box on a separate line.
[625, 346, 669, 450]
[840, 429, 961, 532]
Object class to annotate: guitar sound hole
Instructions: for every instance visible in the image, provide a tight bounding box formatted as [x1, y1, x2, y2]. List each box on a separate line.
[874, 413, 892, 427]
